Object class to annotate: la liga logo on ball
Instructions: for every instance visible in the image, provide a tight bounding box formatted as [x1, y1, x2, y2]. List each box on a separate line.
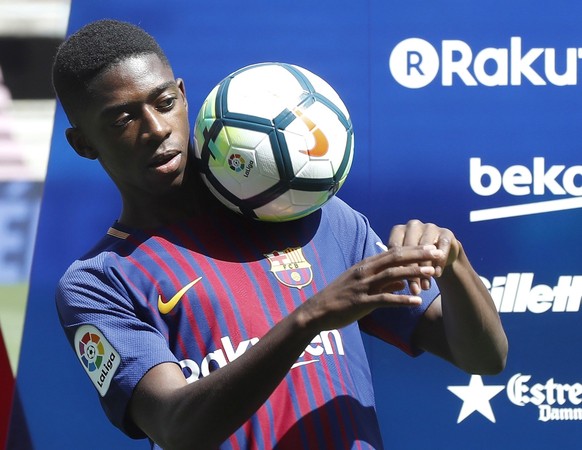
[228, 153, 246, 172]
[194, 62, 354, 222]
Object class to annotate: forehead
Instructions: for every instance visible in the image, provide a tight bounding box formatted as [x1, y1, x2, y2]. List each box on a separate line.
[87, 53, 176, 106]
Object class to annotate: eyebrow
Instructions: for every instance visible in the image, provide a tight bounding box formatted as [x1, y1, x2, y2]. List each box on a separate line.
[99, 80, 179, 118]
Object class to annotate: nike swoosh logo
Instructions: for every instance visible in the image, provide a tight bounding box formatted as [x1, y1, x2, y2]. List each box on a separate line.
[293, 108, 329, 157]
[158, 277, 202, 314]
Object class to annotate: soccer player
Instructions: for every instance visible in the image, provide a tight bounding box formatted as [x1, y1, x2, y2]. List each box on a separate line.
[53, 19, 507, 450]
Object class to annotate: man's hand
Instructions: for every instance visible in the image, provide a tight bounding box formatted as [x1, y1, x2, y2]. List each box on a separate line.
[298, 244, 444, 333]
[388, 219, 460, 295]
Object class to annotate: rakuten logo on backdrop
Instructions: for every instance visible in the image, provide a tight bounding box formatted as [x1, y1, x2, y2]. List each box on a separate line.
[469, 157, 582, 221]
[389, 37, 582, 88]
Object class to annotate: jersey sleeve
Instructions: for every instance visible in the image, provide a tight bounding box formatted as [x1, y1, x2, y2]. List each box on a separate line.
[55, 252, 177, 438]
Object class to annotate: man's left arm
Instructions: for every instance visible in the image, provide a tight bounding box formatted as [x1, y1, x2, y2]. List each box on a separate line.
[389, 220, 508, 375]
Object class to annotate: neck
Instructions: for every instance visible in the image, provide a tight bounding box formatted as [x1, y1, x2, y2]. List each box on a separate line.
[118, 172, 214, 229]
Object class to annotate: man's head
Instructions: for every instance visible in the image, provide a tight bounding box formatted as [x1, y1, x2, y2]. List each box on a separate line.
[53, 19, 170, 124]
[52, 19, 192, 218]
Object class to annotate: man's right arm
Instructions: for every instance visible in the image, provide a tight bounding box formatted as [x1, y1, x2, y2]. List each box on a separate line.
[128, 245, 441, 450]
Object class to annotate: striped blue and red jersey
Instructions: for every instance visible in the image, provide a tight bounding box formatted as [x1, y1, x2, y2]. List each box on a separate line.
[56, 196, 439, 449]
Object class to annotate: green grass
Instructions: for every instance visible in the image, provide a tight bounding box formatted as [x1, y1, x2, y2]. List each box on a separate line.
[0, 283, 29, 376]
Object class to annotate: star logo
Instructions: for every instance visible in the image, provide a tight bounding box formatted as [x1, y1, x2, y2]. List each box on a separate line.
[447, 375, 505, 423]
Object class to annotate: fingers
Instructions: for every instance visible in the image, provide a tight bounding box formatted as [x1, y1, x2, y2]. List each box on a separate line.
[310, 244, 445, 331]
[371, 259, 436, 293]
[369, 291, 423, 307]
[362, 245, 441, 296]
[366, 242, 443, 272]
[387, 220, 457, 291]
[433, 235, 451, 277]
[388, 221, 433, 293]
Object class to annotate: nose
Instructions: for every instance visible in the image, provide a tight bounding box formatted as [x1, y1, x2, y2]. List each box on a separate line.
[141, 106, 171, 144]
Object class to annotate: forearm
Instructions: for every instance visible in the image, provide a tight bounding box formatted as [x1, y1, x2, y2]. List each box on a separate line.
[435, 245, 508, 374]
[138, 306, 318, 450]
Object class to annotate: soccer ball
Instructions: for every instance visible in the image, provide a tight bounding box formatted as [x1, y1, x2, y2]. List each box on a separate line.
[193, 62, 354, 222]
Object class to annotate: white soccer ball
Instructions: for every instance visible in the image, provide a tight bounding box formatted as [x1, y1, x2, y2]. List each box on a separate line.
[193, 62, 354, 222]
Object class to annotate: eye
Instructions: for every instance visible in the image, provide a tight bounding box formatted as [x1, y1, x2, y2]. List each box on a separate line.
[157, 95, 177, 111]
[112, 113, 132, 128]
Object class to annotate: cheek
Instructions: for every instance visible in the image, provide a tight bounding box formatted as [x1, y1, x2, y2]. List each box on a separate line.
[176, 114, 190, 140]
[95, 140, 136, 174]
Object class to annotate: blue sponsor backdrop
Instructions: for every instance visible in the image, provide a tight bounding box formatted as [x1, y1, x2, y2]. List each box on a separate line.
[14, 0, 582, 448]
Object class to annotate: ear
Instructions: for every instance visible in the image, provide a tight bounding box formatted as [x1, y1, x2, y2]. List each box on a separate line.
[176, 78, 188, 111]
[65, 127, 98, 160]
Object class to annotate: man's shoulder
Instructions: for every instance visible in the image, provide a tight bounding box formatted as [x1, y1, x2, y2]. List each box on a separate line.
[59, 227, 132, 282]
[321, 196, 369, 228]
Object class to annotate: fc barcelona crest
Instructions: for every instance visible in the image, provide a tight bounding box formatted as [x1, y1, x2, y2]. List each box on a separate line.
[265, 247, 313, 289]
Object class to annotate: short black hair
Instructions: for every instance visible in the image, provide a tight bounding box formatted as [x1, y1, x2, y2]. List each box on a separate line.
[52, 19, 170, 123]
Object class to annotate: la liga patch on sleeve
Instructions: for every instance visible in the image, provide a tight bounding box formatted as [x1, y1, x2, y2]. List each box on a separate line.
[74, 324, 120, 397]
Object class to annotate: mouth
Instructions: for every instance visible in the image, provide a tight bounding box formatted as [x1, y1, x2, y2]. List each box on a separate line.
[148, 151, 182, 174]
